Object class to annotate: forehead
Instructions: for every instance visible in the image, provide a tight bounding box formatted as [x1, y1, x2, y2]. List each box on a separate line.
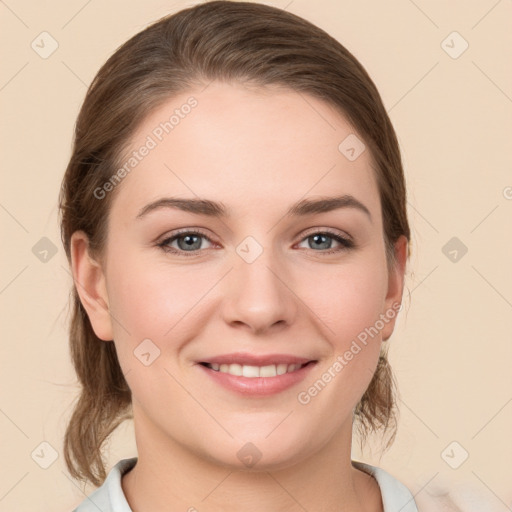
[109, 81, 380, 222]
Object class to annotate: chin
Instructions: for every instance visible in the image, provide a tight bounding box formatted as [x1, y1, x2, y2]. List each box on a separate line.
[198, 428, 317, 472]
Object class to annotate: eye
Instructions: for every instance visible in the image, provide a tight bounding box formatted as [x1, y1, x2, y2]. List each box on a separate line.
[296, 230, 354, 255]
[158, 229, 215, 256]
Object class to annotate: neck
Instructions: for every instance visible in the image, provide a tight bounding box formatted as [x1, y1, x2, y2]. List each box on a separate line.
[122, 415, 382, 512]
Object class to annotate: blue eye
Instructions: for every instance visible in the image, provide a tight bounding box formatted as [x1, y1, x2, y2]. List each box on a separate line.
[158, 229, 213, 256]
[158, 229, 354, 257]
[298, 231, 354, 254]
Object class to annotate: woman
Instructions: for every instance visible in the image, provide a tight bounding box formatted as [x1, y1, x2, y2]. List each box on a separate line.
[60, 2, 415, 510]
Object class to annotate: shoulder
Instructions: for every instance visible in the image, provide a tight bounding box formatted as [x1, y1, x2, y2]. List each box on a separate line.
[352, 460, 419, 512]
[413, 479, 511, 512]
[71, 458, 137, 512]
[352, 463, 510, 512]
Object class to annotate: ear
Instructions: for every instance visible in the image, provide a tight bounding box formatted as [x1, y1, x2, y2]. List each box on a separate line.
[381, 235, 408, 342]
[70, 230, 113, 341]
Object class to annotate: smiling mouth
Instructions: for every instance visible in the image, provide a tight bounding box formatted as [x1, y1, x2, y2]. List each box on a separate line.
[199, 361, 314, 378]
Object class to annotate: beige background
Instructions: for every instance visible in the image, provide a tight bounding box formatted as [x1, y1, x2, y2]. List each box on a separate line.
[1, 0, 511, 510]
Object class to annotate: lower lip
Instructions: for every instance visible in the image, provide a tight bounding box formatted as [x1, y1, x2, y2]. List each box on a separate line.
[197, 362, 316, 396]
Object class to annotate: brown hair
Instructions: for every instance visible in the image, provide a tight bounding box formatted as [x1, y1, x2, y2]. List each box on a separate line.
[59, 0, 410, 487]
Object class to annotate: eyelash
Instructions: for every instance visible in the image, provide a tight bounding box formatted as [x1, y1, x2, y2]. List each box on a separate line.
[157, 228, 355, 257]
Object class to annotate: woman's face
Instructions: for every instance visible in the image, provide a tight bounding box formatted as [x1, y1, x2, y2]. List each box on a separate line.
[75, 81, 406, 470]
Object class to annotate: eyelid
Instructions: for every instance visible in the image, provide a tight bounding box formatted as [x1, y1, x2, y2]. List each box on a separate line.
[157, 227, 216, 247]
[299, 226, 353, 242]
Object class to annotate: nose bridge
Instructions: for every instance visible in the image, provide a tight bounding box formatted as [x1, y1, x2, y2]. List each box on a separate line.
[222, 234, 297, 331]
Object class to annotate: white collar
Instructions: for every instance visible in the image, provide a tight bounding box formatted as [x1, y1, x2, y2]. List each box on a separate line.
[352, 460, 419, 511]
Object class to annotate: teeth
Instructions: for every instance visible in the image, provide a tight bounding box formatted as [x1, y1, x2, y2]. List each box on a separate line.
[207, 363, 304, 378]
[242, 365, 260, 377]
[260, 365, 277, 377]
[277, 363, 288, 375]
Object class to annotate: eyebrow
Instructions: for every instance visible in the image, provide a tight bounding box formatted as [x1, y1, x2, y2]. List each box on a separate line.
[136, 194, 372, 222]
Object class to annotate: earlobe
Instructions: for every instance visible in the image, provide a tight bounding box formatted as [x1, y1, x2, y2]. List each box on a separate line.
[381, 235, 408, 342]
[70, 231, 113, 341]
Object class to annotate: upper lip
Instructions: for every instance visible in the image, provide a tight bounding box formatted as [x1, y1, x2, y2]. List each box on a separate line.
[198, 352, 316, 366]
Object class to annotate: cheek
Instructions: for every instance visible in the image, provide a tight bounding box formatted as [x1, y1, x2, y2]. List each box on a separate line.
[106, 251, 208, 338]
[104, 253, 200, 401]
[302, 255, 389, 348]
[293, 260, 388, 423]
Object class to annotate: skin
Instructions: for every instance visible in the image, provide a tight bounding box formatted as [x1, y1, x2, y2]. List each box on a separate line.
[71, 81, 408, 512]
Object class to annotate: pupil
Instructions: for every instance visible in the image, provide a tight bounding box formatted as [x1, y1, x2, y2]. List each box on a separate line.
[179, 234, 200, 250]
[312, 234, 329, 249]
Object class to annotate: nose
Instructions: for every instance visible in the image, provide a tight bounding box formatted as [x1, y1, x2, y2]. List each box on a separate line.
[220, 244, 298, 335]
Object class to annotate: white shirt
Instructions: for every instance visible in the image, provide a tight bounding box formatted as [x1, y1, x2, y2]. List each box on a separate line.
[72, 457, 419, 511]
